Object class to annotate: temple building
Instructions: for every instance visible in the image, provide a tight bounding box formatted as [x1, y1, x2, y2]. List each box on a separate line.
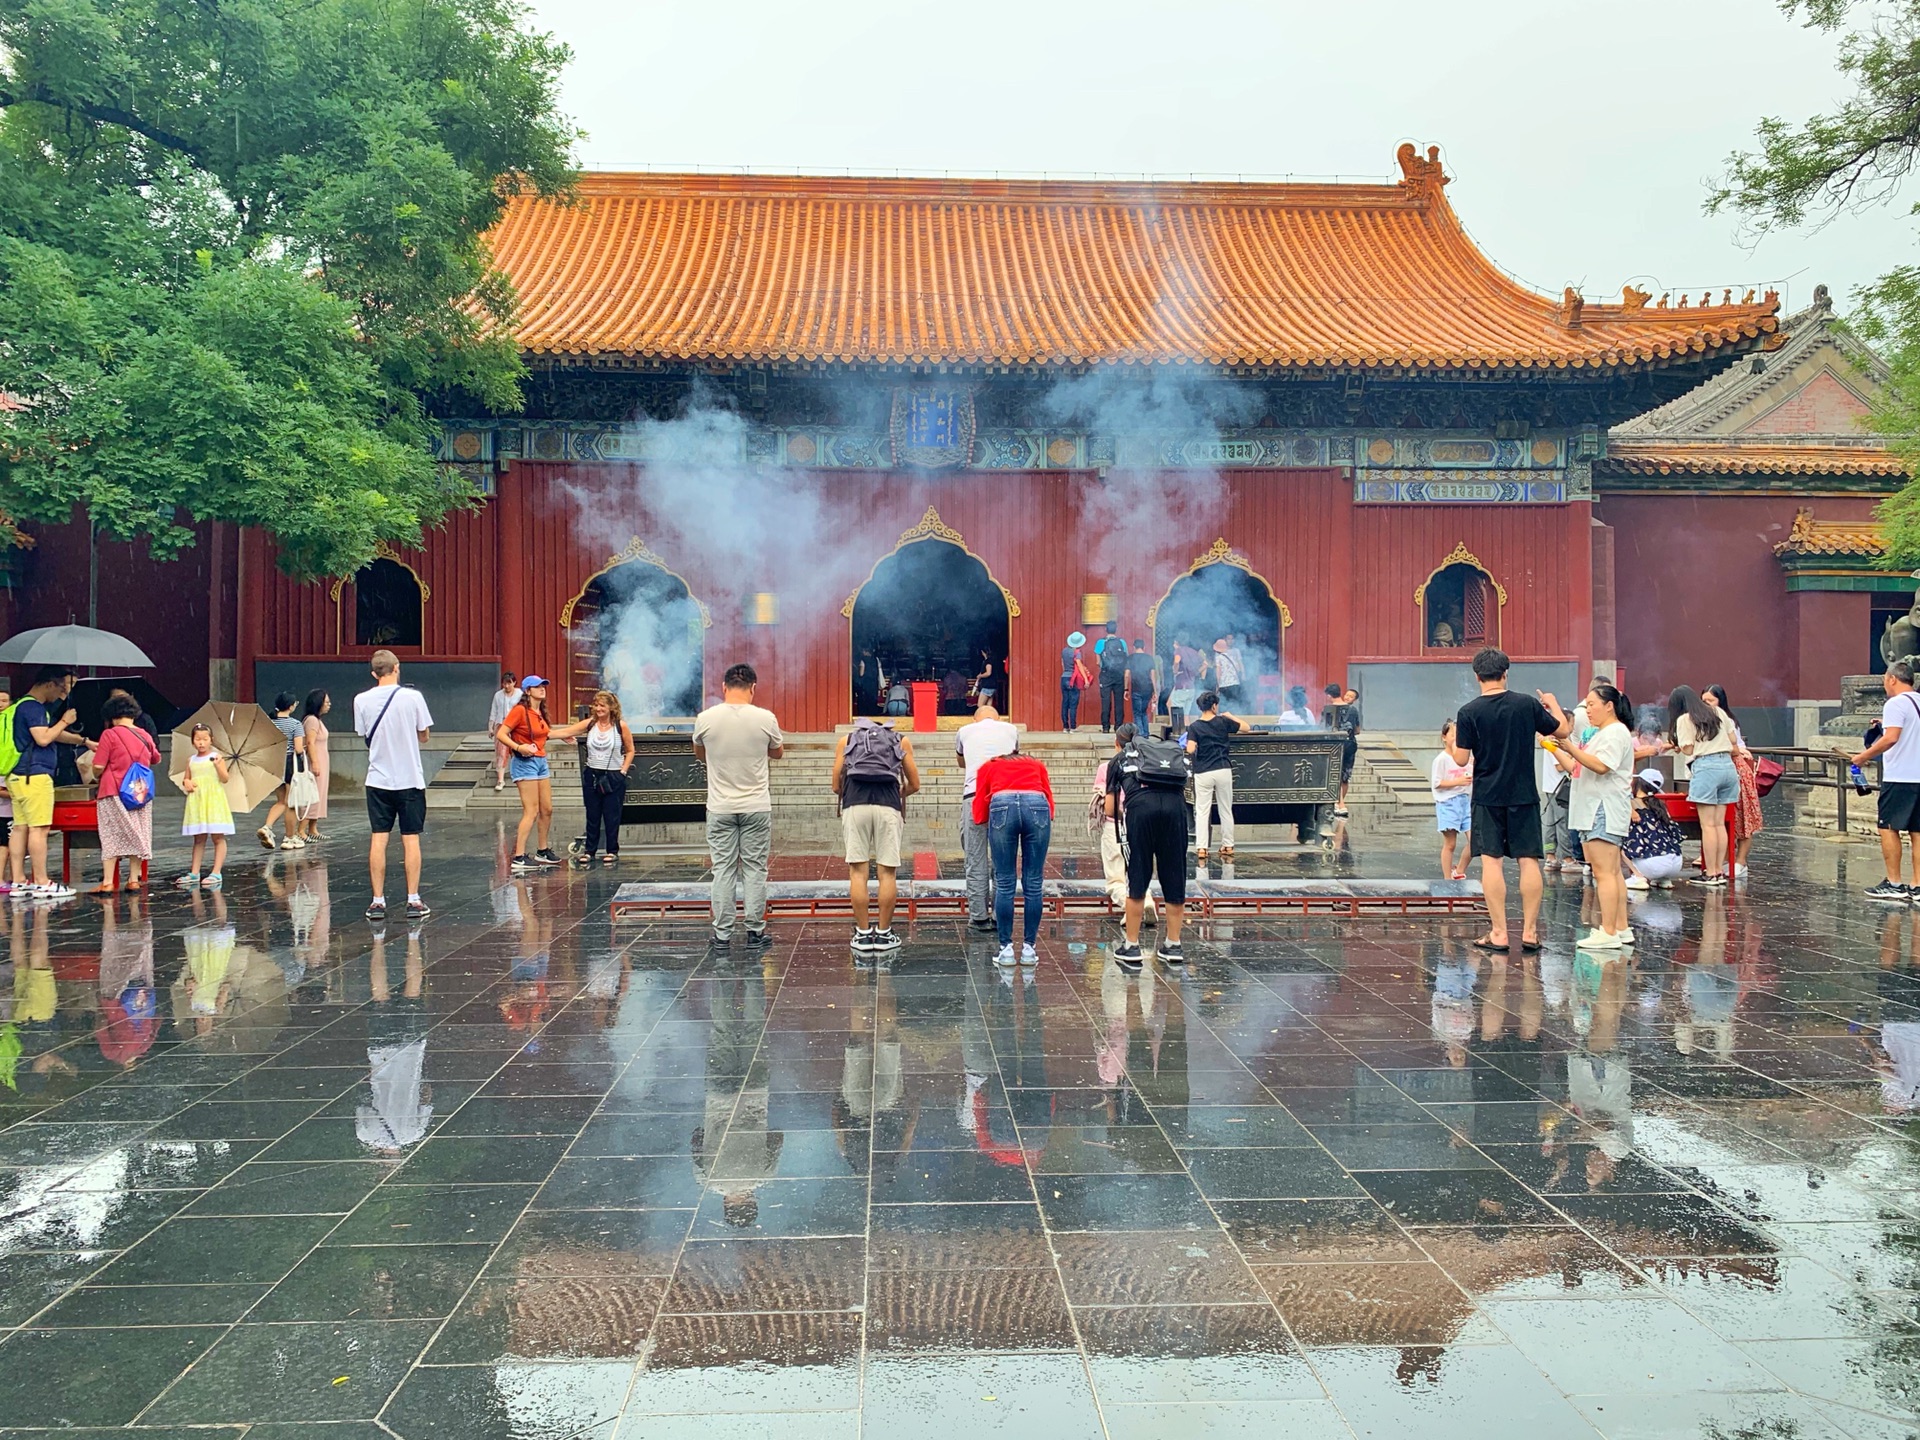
[26, 145, 1907, 738]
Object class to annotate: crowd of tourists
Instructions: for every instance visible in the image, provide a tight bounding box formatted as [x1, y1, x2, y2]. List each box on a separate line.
[1438, 647, 1776, 954]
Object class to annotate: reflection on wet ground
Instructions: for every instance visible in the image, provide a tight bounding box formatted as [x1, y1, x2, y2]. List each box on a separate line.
[0, 807, 1916, 1437]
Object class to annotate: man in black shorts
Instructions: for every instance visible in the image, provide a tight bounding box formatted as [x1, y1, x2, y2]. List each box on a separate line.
[1852, 660, 1920, 902]
[1448, 647, 1570, 951]
[354, 650, 435, 922]
[1106, 731, 1192, 971]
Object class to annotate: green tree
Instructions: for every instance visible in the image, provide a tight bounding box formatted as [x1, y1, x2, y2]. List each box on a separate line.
[1712, 0, 1920, 563]
[0, 0, 576, 579]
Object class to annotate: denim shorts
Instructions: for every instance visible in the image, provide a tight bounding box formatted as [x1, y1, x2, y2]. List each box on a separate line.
[1435, 792, 1471, 833]
[1582, 823, 1627, 848]
[1686, 752, 1740, 806]
[509, 754, 551, 782]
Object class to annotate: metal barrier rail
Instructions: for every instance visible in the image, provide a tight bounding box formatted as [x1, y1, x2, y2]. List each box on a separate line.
[1750, 746, 1869, 832]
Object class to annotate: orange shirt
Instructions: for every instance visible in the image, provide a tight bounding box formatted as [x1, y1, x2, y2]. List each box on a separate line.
[504, 703, 551, 758]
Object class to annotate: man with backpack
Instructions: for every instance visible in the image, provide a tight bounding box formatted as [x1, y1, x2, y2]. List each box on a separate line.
[1096, 623, 1129, 733]
[1105, 725, 1193, 971]
[3, 667, 83, 901]
[832, 718, 920, 954]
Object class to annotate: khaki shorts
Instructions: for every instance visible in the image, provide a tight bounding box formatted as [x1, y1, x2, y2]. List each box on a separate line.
[7, 773, 52, 829]
[842, 804, 903, 868]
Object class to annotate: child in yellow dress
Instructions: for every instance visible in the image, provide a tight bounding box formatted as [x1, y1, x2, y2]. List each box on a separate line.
[178, 724, 233, 888]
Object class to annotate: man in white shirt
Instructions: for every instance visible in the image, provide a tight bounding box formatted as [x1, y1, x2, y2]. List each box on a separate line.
[487, 671, 521, 791]
[1853, 659, 1920, 901]
[353, 649, 434, 922]
[693, 662, 784, 951]
[954, 705, 1018, 931]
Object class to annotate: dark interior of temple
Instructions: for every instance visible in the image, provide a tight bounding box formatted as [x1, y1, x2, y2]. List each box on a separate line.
[851, 539, 1010, 717]
[575, 562, 705, 719]
[1153, 562, 1283, 710]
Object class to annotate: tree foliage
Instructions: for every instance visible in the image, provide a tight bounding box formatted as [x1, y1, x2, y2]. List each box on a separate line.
[0, 0, 576, 578]
[1712, 0, 1920, 564]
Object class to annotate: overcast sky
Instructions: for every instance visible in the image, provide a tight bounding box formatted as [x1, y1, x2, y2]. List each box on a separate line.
[522, 0, 1915, 317]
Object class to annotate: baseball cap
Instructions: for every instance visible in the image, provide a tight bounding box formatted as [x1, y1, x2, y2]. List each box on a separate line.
[1636, 768, 1665, 789]
[520, 675, 549, 690]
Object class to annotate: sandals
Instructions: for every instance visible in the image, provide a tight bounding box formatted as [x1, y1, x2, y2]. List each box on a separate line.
[600, 853, 618, 866]
[1472, 935, 1508, 952]
[1220, 847, 1235, 860]
[1195, 849, 1209, 863]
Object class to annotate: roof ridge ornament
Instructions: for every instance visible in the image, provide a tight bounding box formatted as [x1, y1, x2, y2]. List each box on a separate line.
[1622, 285, 1652, 310]
[1560, 287, 1585, 328]
[1395, 142, 1449, 197]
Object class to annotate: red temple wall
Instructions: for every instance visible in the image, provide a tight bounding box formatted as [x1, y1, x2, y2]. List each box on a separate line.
[1597, 492, 1881, 708]
[239, 463, 1589, 728]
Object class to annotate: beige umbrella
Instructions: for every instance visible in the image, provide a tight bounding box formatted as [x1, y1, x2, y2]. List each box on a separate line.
[169, 701, 287, 815]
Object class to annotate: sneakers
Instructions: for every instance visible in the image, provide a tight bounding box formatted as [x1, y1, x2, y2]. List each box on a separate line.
[1734, 864, 1750, 882]
[35, 882, 74, 901]
[1112, 941, 1144, 973]
[745, 929, 773, 950]
[708, 932, 733, 954]
[851, 927, 877, 952]
[282, 835, 306, 850]
[1019, 942, 1038, 966]
[257, 827, 276, 850]
[494, 779, 505, 791]
[1616, 927, 1635, 947]
[534, 849, 563, 867]
[995, 943, 1017, 968]
[1624, 874, 1650, 892]
[1576, 929, 1621, 950]
[366, 898, 388, 920]
[510, 854, 534, 874]
[1866, 880, 1911, 904]
[1691, 873, 1728, 888]
[870, 928, 901, 952]
[967, 918, 997, 932]
[1158, 941, 1185, 966]
[407, 897, 432, 920]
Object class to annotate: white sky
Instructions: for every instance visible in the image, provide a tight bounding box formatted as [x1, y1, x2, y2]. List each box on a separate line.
[523, 0, 1915, 316]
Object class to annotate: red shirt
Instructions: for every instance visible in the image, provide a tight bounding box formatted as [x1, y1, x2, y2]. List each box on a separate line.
[971, 754, 1054, 824]
[94, 724, 161, 801]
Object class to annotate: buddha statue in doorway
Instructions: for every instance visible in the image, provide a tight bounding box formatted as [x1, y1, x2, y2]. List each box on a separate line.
[1880, 590, 1920, 670]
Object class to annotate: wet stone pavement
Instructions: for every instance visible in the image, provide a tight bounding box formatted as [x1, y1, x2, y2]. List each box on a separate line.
[0, 804, 1916, 1438]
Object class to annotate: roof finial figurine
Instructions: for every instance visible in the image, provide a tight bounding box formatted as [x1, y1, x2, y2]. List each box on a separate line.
[1813, 282, 1831, 310]
[1677, 293, 1690, 309]
[1395, 142, 1449, 193]
[1722, 289, 1733, 306]
[1657, 293, 1670, 309]
[1743, 289, 1756, 305]
[1560, 287, 1585, 326]
[1622, 284, 1651, 310]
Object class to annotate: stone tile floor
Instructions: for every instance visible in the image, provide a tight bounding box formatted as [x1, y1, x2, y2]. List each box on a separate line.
[0, 803, 1915, 1437]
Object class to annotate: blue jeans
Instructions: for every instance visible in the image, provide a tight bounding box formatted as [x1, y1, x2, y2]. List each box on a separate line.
[989, 791, 1052, 946]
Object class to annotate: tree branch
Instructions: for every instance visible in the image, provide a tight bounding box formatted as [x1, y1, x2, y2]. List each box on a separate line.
[0, 83, 206, 164]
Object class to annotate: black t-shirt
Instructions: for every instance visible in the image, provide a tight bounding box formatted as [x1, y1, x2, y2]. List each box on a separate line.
[1454, 689, 1558, 807]
[1186, 715, 1241, 774]
[1323, 700, 1360, 741]
[1127, 652, 1157, 688]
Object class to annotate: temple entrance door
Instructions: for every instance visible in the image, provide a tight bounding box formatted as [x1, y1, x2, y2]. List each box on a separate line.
[849, 538, 1011, 720]
[564, 557, 706, 726]
[1151, 552, 1286, 715]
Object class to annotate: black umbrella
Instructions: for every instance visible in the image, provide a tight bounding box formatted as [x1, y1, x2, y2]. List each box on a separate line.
[0, 624, 153, 668]
[67, 677, 177, 738]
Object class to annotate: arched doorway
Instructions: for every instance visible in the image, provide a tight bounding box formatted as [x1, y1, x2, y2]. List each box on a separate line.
[330, 546, 426, 650]
[1149, 540, 1289, 714]
[845, 510, 1017, 720]
[1416, 543, 1505, 651]
[562, 539, 710, 726]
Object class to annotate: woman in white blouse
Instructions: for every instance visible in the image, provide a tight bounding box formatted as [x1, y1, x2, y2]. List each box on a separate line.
[1552, 682, 1637, 949]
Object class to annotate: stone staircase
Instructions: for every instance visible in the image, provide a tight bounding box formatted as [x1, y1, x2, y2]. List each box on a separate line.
[1350, 739, 1426, 810]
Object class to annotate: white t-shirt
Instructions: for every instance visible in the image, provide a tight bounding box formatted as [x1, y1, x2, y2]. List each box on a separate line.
[1430, 752, 1472, 803]
[693, 702, 783, 813]
[1570, 721, 1635, 836]
[1882, 691, 1920, 784]
[487, 686, 521, 731]
[354, 684, 433, 791]
[1214, 647, 1244, 688]
[955, 718, 1018, 797]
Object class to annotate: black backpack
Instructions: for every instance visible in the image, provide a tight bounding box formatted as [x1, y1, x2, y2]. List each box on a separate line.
[1119, 734, 1191, 791]
[1099, 637, 1129, 677]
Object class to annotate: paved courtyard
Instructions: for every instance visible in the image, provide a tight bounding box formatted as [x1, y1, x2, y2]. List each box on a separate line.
[0, 804, 1916, 1438]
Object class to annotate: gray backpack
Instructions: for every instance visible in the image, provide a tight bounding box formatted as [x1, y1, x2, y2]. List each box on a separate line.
[843, 718, 903, 783]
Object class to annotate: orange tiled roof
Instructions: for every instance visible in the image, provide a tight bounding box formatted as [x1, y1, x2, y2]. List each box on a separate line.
[1603, 439, 1906, 478]
[486, 149, 1780, 370]
[1774, 509, 1886, 558]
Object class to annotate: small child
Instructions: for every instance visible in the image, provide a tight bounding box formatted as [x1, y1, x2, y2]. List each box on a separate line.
[1623, 771, 1684, 889]
[1432, 720, 1473, 880]
[178, 723, 234, 887]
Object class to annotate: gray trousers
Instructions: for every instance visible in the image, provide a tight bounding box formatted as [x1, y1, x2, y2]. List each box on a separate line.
[708, 810, 772, 935]
[962, 807, 994, 923]
[1540, 785, 1571, 861]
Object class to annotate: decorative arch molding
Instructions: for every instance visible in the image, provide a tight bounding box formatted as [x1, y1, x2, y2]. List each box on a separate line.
[1412, 541, 1507, 609]
[559, 536, 713, 630]
[328, 542, 431, 605]
[840, 507, 1022, 619]
[1146, 538, 1293, 630]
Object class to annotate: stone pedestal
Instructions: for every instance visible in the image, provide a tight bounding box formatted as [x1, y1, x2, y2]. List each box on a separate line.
[1822, 675, 1884, 737]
